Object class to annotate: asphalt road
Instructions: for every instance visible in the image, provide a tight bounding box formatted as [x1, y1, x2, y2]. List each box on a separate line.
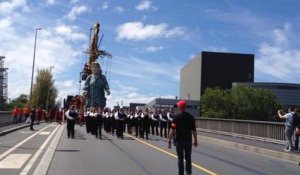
[0, 123, 299, 175]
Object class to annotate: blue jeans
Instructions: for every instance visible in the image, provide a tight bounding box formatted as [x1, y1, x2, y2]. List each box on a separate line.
[176, 140, 192, 175]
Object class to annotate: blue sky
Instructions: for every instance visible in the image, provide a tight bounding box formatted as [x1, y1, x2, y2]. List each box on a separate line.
[0, 0, 300, 108]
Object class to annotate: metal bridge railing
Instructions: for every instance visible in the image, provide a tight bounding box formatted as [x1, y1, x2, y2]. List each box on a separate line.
[196, 118, 286, 143]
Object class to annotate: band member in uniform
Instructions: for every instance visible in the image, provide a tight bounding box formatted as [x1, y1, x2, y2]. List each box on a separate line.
[95, 107, 103, 139]
[128, 111, 135, 134]
[159, 109, 168, 138]
[65, 105, 79, 138]
[141, 108, 151, 140]
[151, 109, 159, 136]
[135, 110, 142, 138]
[110, 109, 116, 136]
[115, 108, 126, 139]
[85, 107, 93, 134]
[89, 107, 98, 136]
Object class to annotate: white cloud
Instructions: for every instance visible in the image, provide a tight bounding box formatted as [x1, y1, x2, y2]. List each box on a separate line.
[255, 24, 300, 83]
[135, 0, 158, 11]
[165, 27, 186, 38]
[0, 17, 13, 29]
[256, 43, 300, 82]
[114, 6, 124, 13]
[136, 0, 151, 11]
[1, 22, 84, 100]
[106, 81, 174, 108]
[56, 80, 78, 100]
[0, 0, 29, 15]
[54, 24, 87, 41]
[116, 21, 186, 41]
[70, 0, 79, 4]
[146, 45, 164, 52]
[116, 22, 166, 41]
[46, 0, 55, 5]
[63, 80, 74, 88]
[272, 23, 291, 45]
[102, 2, 109, 10]
[64, 4, 88, 21]
[112, 56, 181, 83]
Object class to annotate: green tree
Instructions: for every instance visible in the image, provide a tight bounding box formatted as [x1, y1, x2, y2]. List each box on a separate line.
[31, 68, 58, 110]
[201, 88, 231, 118]
[201, 86, 281, 121]
[6, 94, 28, 110]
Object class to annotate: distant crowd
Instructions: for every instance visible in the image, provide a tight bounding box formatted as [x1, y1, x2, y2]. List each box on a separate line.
[11, 106, 63, 125]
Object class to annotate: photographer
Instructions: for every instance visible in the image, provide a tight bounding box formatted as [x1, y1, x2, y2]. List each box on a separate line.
[294, 107, 300, 152]
[278, 106, 296, 152]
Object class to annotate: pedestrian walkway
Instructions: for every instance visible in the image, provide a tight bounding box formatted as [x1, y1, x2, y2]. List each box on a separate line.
[198, 131, 300, 162]
[0, 123, 29, 136]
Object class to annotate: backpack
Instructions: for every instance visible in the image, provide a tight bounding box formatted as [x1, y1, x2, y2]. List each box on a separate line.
[292, 113, 300, 128]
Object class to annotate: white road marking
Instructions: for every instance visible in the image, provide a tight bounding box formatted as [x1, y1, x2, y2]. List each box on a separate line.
[0, 124, 53, 161]
[20, 125, 61, 175]
[33, 124, 65, 175]
[20, 131, 33, 134]
[39, 132, 50, 135]
[0, 154, 31, 169]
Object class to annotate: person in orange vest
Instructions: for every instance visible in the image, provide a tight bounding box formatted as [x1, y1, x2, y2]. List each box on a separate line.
[18, 107, 23, 123]
[12, 106, 18, 123]
[23, 106, 30, 122]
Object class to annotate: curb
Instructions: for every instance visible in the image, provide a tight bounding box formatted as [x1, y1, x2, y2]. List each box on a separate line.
[0, 124, 30, 136]
[199, 135, 300, 163]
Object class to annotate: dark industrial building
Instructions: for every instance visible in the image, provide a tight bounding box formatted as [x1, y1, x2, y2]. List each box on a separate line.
[233, 82, 300, 107]
[180, 51, 254, 101]
[145, 98, 200, 117]
[129, 103, 146, 111]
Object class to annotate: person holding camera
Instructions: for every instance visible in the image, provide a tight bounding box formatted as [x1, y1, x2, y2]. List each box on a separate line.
[278, 106, 296, 152]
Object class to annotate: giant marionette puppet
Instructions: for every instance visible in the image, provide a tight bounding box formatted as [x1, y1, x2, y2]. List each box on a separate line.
[81, 22, 112, 110]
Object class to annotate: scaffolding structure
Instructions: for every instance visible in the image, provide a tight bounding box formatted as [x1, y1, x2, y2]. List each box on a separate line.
[0, 56, 8, 110]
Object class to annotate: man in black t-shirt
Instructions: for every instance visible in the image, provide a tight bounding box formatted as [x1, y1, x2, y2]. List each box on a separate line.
[168, 100, 198, 175]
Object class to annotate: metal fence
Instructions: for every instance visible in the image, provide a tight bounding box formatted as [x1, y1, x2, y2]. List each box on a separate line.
[195, 117, 286, 141]
[0, 111, 12, 126]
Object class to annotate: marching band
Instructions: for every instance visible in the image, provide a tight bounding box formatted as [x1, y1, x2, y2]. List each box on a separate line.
[65, 104, 177, 140]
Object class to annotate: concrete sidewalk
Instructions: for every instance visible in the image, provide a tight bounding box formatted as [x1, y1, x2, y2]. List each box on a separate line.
[198, 131, 300, 163]
[0, 123, 30, 136]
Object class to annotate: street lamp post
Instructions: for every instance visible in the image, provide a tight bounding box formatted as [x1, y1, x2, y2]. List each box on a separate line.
[29, 28, 42, 107]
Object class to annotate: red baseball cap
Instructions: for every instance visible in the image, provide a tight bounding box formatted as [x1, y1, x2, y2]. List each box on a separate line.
[177, 100, 186, 108]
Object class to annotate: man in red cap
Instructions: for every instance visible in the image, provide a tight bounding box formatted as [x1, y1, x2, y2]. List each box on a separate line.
[168, 100, 198, 175]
